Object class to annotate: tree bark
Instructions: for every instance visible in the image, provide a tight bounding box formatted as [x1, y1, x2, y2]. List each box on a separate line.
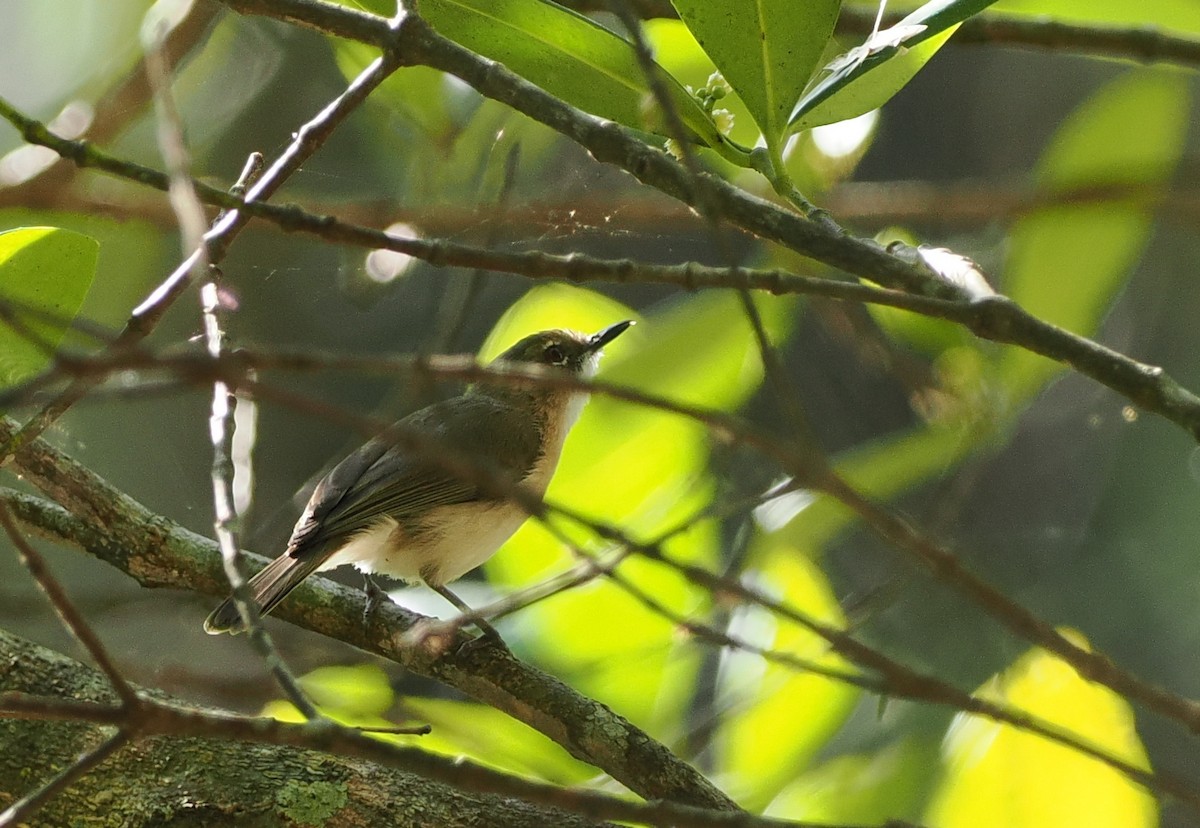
[0, 629, 610, 827]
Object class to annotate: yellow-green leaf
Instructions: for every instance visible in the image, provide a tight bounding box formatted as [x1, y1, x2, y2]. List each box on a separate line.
[403, 697, 597, 782]
[790, 27, 957, 131]
[924, 632, 1157, 828]
[767, 739, 940, 823]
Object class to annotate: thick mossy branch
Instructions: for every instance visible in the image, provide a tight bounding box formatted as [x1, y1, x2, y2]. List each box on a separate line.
[0, 629, 610, 828]
[0, 417, 736, 812]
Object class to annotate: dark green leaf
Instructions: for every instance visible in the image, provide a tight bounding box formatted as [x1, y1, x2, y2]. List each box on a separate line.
[418, 0, 748, 159]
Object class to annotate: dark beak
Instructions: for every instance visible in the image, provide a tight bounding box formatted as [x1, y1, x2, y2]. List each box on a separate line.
[587, 319, 634, 352]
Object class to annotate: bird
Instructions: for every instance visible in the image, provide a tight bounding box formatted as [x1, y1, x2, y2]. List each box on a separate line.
[203, 320, 634, 641]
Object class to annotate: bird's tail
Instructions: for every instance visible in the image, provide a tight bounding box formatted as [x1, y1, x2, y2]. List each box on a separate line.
[203, 553, 324, 635]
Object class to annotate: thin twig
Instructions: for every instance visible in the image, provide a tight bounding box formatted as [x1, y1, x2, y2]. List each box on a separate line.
[6, 88, 1200, 441]
[144, 27, 320, 720]
[11, 339, 1200, 784]
[0, 49, 402, 465]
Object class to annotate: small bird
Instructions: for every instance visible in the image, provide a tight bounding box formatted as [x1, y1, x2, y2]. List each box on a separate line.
[204, 320, 633, 640]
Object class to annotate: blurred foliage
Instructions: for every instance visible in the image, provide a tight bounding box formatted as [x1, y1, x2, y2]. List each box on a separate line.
[0, 0, 1197, 824]
[998, 70, 1190, 400]
[925, 633, 1157, 827]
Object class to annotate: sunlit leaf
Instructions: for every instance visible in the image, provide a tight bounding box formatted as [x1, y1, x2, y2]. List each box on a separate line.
[716, 550, 860, 809]
[526, 541, 709, 730]
[924, 632, 1157, 828]
[791, 0, 1003, 131]
[404, 697, 598, 782]
[0, 227, 97, 389]
[263, 664, 398, 729]
[300, 664, 395, 719]
[0, 210, 164, 330]
[996, 69, 1189, 401]
[670, 0, 839, 146]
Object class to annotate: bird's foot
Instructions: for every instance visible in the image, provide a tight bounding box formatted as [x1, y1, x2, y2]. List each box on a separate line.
[458, 620, 509, 656]
[403, 616, 509, 658]
[427, 583, 509, 654]
[362, 574, 390, 630]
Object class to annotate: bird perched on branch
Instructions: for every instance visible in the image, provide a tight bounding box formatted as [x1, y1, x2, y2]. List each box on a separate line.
[204, 320, 633, 643]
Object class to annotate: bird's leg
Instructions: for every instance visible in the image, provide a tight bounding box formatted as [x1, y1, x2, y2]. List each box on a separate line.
[362, 573, 390, 629]
[430, 583, 506, 649]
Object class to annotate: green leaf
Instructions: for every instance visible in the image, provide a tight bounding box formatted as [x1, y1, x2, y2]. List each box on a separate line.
[924, 632, 1157, 827]
[996, 69, 1190, 401]
[300, 664, 395, 718]
[790, 0, 1003, 130]
[478, 285, 795, 727]
[0, 227, 98, 389]
[521, 542, 709, 731]
[670, 0, 840, 146]
[264, 664, 398, 729]
[417, 0, 747, 159]
[716, 550, 860, 809]
[404, 697, 598, 782]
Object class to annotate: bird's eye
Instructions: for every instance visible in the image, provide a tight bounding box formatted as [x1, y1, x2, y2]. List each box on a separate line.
[544, 345, 566, 365]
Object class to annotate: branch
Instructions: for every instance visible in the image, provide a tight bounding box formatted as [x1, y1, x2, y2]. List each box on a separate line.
[4, 346, 1199, 806]
[9, 9, 1200, 444]
[0, 629, 613, 828]
[0, 416, 737, 811]
[0, 39, 400, 464]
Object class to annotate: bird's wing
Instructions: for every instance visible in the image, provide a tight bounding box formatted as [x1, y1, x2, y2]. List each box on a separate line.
[205, 394, 547, 633]
[285, 395, 543, 557]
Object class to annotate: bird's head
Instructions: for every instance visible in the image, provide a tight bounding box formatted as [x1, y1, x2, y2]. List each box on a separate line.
[492, 320, 634, 379]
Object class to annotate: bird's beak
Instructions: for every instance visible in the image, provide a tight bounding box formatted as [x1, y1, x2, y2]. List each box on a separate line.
[586, 319, 634, 352]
